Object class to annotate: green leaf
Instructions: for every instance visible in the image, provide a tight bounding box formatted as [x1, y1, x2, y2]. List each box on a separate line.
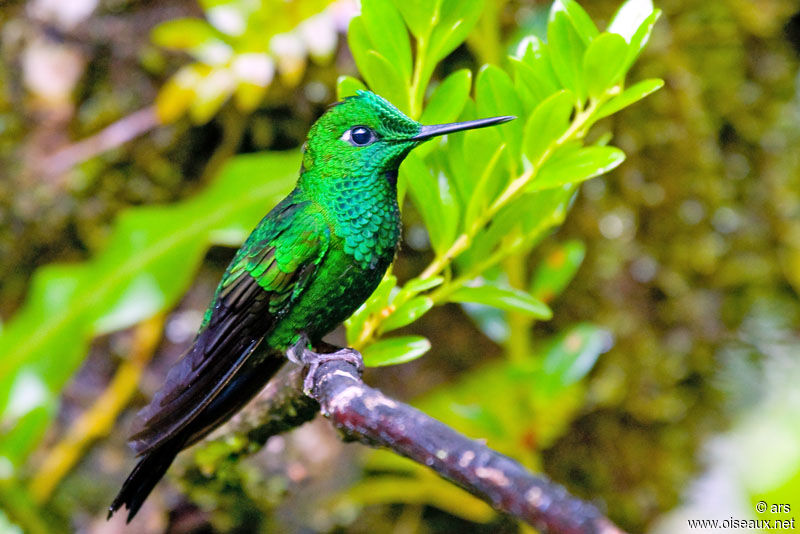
[518, 35, 561, 95]
[151, 18, 219, 50]
[0, 151, 299, 470]
[361, 50, 410, 114]
[607, 0, 660, 71]
[362, 336, 431, 367]
[459, 186, 575, 271]
[595, 78, 663, 119]
[361, 0, 413, 81]
[376, 0, 481, 109]
[449, 284, 552, 319]
[348, 16, 372, 71]
[400, 276, 445, 295]
[542, 323, 612, 388]
[402, 152, 459, 255]
[448, 127, 503, 207]
[583, 32, 628, 99]
[523, 89, 575, 165]
[460, 301, 508, 343]
[426, 0, 485, 64]
[346, 274, 397, 342]
[379, 297, 434, 333]
[337, 75, 367, 99]
[348, 16, 409, 108]
[475, 65, 523, 162]
[420, 69, 472, 126]
[510, 58, 558, 113]
[623, 9, 661, 71]
[551, 0, 598, 45]
[529, 240, 586, 303]
[464, 142, 506, 228]
[391, 0, 437, 39]
[530, 146, 625, 191]
[547, 10, 587, 102]
[519, 184, 577, 235]
[608, 0, 655, 41]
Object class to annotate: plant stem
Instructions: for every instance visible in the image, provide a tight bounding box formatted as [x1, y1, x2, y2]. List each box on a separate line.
[505, 252, 533, 362]
[408, 35, 428, 119]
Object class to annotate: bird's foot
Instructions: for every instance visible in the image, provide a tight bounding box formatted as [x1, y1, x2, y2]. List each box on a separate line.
[300, 348, 364, 395]
[286, 333, 311, 365]
[287, 335, 364, 395]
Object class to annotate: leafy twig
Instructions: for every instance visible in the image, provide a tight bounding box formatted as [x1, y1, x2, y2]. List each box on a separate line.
[353, 99, 600, 349]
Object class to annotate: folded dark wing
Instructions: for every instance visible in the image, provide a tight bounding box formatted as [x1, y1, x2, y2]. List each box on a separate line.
[128, 201, 329, 455]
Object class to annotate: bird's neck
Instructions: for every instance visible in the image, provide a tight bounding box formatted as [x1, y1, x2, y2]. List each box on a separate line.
[299, 166, 401, 269]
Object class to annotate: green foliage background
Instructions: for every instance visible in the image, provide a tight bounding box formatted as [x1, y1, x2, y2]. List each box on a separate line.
[0, 0, 799, 533]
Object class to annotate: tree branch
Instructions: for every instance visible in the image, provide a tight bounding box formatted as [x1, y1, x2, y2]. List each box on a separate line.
[39, 106, 159, 176]
[198, 346, 626, 534]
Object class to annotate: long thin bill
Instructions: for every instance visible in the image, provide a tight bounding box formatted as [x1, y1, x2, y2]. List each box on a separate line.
[413, 116, 515, 140]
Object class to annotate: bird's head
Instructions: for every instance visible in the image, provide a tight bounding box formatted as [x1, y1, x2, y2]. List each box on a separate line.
[300, 90, 513, 187]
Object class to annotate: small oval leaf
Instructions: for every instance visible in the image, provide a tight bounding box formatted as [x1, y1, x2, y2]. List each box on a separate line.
[623, 9, 661, 71]
[595, 78, 663, 119]
[547, 10, 587, 102]
[608, 0, 655, 41]
[346, 274, 398, 342]
[362, 336, 431, 367]
[529, 240, 586, 303]
[426, 0, 484, 63]
[380, 297, 434, 333]
[542, 323, 613, 387]
[392, 0, 437, 39]
[530, 146, 626, 191]
[402, 152, 459, 255]
[523, 89, 575, 165]
[420, 69, 472, 126]
[337, 75, 367, 100]
[510, 58, 559, 112]
[583, 32, 628, 99]
[449, 284, 552, 319]
[361, 51, 410, 114]
[361, 0, 413, 81]
[476, 65, 523, 162]
[551, 0, 599, 45]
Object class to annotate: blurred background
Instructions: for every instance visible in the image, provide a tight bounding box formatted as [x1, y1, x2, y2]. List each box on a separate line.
[1, 0, 799, 533]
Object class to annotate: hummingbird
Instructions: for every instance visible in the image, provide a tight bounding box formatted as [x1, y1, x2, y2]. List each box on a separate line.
[108, 90, 513, 522]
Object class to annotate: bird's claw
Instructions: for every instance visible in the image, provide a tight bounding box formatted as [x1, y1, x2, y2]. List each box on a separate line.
[286, 333, 364, 394]
[286, 333, 311, 364]
[301, 348, 363, 395]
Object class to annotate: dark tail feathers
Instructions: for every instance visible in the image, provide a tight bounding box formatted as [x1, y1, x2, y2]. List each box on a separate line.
[108, 442, 180, 523]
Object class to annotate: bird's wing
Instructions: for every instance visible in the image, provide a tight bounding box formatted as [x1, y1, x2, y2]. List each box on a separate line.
[128, 200, 329, 455]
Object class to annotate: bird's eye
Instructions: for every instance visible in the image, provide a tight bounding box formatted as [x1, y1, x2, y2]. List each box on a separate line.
[341, 126, 376, 146]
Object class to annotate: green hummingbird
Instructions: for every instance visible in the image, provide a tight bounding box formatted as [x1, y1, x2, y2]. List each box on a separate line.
[109, 90, 513, 522]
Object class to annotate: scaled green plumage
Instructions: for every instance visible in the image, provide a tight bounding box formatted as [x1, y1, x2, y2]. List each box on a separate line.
[109, 91, 513, 522]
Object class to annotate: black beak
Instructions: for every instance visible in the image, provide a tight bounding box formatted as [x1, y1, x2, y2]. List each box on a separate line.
[412, 116, 515, 141]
